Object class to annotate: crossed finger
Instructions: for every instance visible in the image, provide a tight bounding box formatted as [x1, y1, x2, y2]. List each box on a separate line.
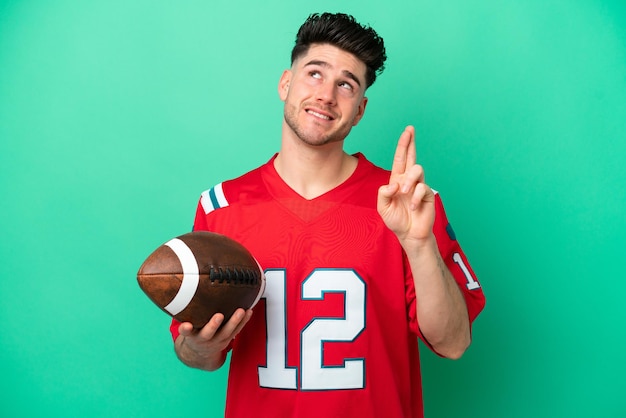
[391, 126, 417, 177]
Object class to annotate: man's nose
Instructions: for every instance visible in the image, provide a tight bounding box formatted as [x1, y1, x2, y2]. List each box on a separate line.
[314, 81, 336, 105]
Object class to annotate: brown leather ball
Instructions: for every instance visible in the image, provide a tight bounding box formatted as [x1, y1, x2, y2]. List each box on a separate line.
[137, 231, 265, 328]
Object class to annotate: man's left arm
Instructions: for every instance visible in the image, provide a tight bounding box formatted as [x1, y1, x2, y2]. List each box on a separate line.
[401, 236, 470, 359]
[377, 125, 472, 359]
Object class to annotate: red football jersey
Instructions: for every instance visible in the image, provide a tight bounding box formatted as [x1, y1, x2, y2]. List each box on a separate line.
[170, 153, 485, 418]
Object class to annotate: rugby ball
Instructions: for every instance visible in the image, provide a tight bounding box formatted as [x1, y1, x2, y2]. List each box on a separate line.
[137, 231, 265, 328]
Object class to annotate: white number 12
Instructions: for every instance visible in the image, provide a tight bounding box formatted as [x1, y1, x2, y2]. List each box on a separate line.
[258, 269, 366, 391]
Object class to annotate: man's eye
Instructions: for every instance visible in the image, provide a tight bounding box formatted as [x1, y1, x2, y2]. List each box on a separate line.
[339, 81, 353, 91]
[310, 71, 321, 79]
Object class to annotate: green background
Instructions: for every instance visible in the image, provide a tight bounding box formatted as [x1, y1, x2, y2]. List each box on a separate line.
[1, 0, 624, 417]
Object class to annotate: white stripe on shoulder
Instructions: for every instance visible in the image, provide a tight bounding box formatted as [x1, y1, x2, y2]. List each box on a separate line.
[200, 182, 230, 214]
[200, 190, 214, 214]
[214, 182, 228, 208]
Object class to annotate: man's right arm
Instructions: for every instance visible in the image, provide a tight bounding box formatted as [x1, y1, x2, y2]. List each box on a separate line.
[173, 308, 253, 371]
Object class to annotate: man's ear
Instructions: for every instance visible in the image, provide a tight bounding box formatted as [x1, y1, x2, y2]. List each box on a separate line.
[352, 96, 368, 126]
[278, 70, 292, 101]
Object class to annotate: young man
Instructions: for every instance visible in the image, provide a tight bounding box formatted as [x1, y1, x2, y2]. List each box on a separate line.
[171, 12, 485, 418]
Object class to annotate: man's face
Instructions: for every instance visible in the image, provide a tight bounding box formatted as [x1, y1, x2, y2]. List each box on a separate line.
[278, 43, 368, 147]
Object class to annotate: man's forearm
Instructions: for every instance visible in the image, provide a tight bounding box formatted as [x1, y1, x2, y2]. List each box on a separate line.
[405, 236, 471, 359]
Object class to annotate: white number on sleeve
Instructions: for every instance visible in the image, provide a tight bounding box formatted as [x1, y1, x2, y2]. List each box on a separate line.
[453, 252, 481, 290]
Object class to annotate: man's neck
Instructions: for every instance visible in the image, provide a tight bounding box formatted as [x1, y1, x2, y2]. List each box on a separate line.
[274, 139, 358, 200]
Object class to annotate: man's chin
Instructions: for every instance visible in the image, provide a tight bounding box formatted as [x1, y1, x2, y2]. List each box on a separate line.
[285, 117, 351, 147]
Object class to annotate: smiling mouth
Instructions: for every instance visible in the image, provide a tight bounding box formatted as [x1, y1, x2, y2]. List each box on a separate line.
[306, 109, 334, 121]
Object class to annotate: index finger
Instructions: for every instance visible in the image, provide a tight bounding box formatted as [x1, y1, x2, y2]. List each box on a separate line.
[390, 126, 416, 176]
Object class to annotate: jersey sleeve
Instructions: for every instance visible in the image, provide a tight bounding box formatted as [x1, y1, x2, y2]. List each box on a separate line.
[432, 193, 485, 324]
[406, 193, 486, 350]
[170, 318, 182, 342]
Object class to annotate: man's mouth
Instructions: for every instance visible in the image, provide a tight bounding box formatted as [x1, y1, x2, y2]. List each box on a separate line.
[306, 109, 334, 121]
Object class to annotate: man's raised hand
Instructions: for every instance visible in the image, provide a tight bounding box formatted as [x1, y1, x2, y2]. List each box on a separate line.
[377, 126, 436, 246]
